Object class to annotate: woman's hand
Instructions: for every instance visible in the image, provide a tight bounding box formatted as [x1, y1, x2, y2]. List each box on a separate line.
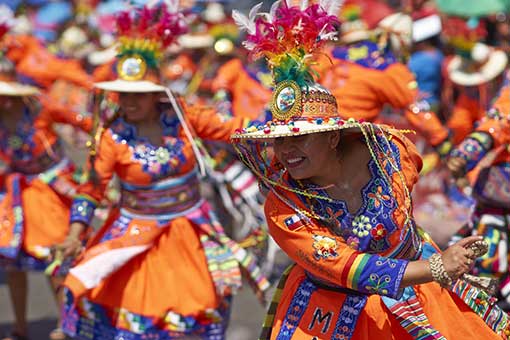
[55, 236, 83, 259]
[447, 156, 467, 178]
[49, 222, 87, 261]
[441, 235, 481, 280]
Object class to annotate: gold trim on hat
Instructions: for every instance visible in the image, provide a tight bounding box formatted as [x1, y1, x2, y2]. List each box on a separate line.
[270, 80, 303, 121]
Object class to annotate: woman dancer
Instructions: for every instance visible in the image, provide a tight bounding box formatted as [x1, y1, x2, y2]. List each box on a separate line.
[231, 1, 510, 338]
[60, 4, 268, 339]
[0, 15, 92, 340]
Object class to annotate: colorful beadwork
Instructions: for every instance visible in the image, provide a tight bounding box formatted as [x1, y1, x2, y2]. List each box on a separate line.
[109, 114, 187, 179]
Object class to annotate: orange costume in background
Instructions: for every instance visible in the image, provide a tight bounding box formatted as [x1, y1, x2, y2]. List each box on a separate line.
[446, 91, 487, 144]
[62, 103, 268, 338]
[318, 42, 449, 148]
[0, 99, 91, 270]
[211, 58, 272, 120]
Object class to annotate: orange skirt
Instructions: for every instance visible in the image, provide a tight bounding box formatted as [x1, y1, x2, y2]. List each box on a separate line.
[0, 173, 72, 270]
[266, 266, 505, 339]
[61, 200, 268, 338]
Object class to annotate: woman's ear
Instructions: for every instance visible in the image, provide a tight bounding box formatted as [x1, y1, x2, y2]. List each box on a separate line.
[328, 131, 341, 149]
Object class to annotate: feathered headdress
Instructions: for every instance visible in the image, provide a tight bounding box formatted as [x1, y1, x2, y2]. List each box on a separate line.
[233, 0, 340, 87]
[115, 1, 189, 81]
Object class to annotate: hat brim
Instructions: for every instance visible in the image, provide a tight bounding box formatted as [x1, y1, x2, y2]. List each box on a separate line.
[0, 82, 40, 96]
[94, 79, 167, 92]
[448, 51, 508, 86]
[231, 120, 361, 140]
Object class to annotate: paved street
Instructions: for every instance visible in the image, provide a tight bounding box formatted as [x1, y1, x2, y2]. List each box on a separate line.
[0, 271, 266, 339]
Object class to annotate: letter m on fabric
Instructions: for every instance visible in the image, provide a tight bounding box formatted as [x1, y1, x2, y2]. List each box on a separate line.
[308, 307, 334, 334]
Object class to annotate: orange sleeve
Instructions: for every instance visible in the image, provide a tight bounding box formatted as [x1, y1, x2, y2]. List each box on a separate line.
[185, 104, 249, 142]
[69, 131, 117, 226]
[403, 108, 449, 147]
[92, 62, 115, 82]
[39, 98, 93, 133]
[264, 192, 409, 298]
[475, 117, 510, 150]
[381, 64, 449, 146]
[447, 94, 480, 144]
[211, 59, 243, 92]
[376, 63, 416, 109]
[15, 48, 92, 90]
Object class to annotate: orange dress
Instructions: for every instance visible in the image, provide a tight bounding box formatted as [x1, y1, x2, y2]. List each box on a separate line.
[447, 93, 487, 145]
[260, 127, 509, 339]
[0, 100, 91, 270]
[61, 104, 268, 339]
[211, 58, 272, 120]
[318, 42, 449, 148]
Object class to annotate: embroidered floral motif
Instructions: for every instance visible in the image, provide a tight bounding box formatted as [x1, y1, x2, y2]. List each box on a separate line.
[347, 236, 360, 250]
[109, 114, 187, 179]
[367, 186, 391, 209]
[299, 135, 402, 254]
[312, 234, 339, 261]
[370, 223, 387, 241]
[352, 215, 372, 237]
[365, 273, 391, 295]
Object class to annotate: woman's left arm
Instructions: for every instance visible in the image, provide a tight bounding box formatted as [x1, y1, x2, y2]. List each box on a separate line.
[185, 103, 250, 142]
[39, 97, 93, 133]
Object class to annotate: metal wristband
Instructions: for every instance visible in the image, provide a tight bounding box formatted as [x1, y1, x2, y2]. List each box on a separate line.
[429, 253, 453, 288]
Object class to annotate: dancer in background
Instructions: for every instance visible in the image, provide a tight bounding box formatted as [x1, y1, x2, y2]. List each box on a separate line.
[59, 4, 268, 339]
[0, 9, 92, 340]
[448, 74, 510, 310]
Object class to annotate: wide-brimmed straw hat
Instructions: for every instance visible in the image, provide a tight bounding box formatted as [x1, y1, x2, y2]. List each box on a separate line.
[94, 3, 189, 93]
[447, 43, 507, 86]
[231, 81, 362, 139]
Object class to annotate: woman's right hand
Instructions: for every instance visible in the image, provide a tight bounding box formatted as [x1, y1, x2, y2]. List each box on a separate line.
[440, 235, 482, 280]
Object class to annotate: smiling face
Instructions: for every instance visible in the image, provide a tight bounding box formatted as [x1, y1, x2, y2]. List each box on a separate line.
[119, 92, 160, 123]
[273, 131, 340, 181]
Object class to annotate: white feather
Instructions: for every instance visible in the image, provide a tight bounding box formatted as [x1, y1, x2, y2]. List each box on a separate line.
[268, 0, 282, 22]
[232, 9, 255, 35]
[319, 31, 338, 41]
[249, 2, 263, 21]
[319, 0, 345, 16]
[242, 41, 256, 51]
[318, 24, 338, 41]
